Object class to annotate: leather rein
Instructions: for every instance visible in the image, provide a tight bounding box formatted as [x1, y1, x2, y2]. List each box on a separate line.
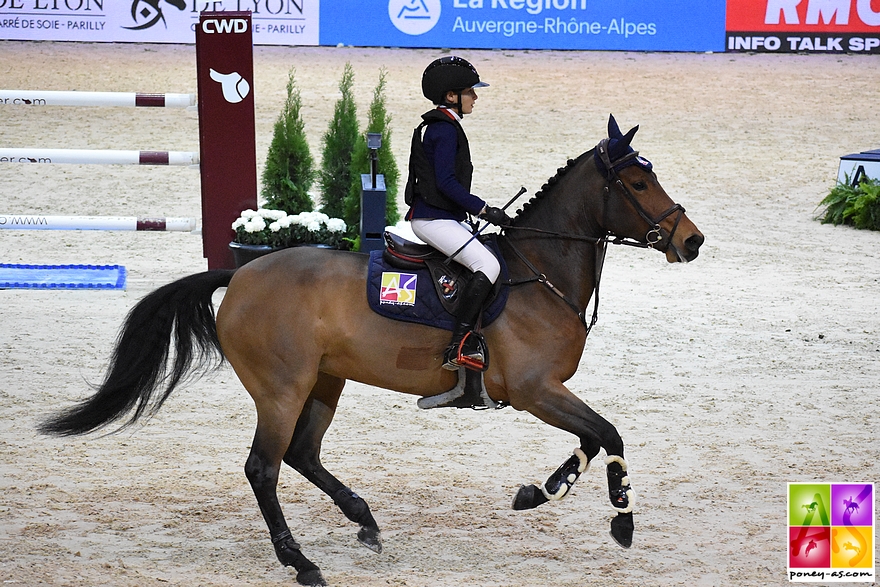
[498, 139, 686, 336]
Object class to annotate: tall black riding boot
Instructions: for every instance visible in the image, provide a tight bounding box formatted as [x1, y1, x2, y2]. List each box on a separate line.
[442, 271, 493, 370]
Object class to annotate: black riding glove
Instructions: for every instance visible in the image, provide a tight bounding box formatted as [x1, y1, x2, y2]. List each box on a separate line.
[480, 206, 511, 226]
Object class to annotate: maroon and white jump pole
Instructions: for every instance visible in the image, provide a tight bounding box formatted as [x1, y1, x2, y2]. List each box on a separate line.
[0, 148, 199, 166]
[0, 90, 196, 108]
[0, 215, 197, 232]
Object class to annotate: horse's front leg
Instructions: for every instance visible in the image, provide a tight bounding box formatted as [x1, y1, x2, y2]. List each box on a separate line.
[508, 380, 634, 548]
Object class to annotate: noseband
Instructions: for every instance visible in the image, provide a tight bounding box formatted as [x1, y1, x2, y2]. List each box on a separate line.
[596, 138, 685, 251]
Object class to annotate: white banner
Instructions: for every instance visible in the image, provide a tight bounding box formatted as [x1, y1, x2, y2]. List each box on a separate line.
[0, 0, 319, 46]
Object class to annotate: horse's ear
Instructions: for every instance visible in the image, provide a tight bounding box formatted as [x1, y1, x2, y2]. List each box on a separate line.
[619, 124, 639, 150]
[607, 114, 622, 139]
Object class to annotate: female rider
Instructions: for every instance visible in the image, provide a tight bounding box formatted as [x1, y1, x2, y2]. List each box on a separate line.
[404, 56, 510, 371]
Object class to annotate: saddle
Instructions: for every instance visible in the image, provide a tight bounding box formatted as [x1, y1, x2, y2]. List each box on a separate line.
[382, 231, 502, 318]
[367, 232, 508, 332]
[377, 231, 505, 410]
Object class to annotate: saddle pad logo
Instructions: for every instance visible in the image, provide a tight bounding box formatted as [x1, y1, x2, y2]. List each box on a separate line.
[380, 272, 417, 306]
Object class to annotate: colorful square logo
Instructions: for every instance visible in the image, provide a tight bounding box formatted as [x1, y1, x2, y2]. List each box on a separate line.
[379, 272, 417, 306]
[788, 483, 875, 582]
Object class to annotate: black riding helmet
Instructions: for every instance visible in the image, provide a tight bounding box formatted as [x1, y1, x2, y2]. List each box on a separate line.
[421, 56, 489, 116]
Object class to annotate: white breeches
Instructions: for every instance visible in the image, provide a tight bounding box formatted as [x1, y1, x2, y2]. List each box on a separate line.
[410, 219, 501, 283]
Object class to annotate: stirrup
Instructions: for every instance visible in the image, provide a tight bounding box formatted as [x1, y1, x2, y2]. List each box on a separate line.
[417, 367, 500, 410]
[442, 331, 487, 372]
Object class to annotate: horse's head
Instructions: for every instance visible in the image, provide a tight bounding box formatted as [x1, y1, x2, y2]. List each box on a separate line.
[592, 115, 704, 262]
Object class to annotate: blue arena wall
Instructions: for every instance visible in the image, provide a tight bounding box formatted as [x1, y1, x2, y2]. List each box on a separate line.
[319, 0, 726, 52]
[3, 1, 877, 53]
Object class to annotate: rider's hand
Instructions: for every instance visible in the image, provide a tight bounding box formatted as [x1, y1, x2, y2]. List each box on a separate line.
[480, 206, 511, 226]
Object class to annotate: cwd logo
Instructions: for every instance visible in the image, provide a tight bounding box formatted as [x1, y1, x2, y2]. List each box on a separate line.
[201, 18, 250, 34]
[389, 0, 442, 35]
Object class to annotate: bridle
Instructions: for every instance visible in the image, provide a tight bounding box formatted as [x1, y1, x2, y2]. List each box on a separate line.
[595, 138, 686, 251]
[498, 141, 687, 336]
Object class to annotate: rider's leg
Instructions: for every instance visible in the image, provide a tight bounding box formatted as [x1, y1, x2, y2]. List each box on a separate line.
[444, 270, 493, 369]
[410, 219, 501, 369]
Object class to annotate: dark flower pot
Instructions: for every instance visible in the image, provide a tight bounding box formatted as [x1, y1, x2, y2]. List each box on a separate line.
[229, 242, 278, 268]
[229, 242, 337, 268]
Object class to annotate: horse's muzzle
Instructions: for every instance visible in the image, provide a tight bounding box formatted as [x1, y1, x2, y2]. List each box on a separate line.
[666, 230, 704, 263]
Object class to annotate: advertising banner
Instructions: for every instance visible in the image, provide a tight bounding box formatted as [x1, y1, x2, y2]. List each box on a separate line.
[320, 0, 726, 51]
[0, 0, 319, 46]
[727, 0, 880, 53]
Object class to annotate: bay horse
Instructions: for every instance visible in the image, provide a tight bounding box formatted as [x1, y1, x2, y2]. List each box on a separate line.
[40, 115, 704, 586]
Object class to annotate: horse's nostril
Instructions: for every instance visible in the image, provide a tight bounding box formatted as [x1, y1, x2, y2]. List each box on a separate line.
[685, 234, 704, 251]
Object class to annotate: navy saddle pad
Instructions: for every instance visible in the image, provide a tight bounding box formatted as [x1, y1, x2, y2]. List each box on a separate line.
[366, 244, 509, 332]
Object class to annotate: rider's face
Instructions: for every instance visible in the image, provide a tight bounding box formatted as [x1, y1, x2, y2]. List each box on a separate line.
[445, 88, 477, 115]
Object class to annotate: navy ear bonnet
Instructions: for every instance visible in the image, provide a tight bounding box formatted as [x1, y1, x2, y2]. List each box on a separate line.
[593, 114, 653, 178]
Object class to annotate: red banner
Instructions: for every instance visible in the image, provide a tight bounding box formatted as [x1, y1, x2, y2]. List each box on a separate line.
[196, 11, 258, 270]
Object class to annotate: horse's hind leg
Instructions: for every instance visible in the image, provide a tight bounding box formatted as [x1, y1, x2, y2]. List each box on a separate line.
[283, 373, 383, 553]
[244, 377, 327, 587]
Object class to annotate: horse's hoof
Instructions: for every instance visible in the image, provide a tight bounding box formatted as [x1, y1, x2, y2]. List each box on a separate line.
[610, 512, 634, 548]
[512, 484, 549, 510]
[357, 526, 383, 554]
[296, 568, 328, 587]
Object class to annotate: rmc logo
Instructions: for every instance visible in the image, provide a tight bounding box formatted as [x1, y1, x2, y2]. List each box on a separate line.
[388, 0, 442, 35]
[201, 18, 250, 33]
[765, 0, 880, 26]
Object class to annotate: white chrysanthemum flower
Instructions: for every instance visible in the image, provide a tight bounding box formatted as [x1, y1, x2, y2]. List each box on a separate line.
[245, 217, 266, 232]
[277, 216, 293, 228]
[269, 221, 282, 232]
[259, 208, 287, 221]
[326, 218, 346, 233]
[240, 209, 259, 219]
[306, 221, 322, 233]
[232, 218, 246, 230]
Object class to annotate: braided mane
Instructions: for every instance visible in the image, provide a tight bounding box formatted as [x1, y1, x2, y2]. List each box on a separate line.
[511, 149, 594, 226]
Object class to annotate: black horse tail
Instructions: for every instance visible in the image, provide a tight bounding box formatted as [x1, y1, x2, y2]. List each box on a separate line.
[39, 270, 236, 437]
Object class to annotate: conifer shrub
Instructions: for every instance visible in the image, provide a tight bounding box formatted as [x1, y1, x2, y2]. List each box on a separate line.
[319, 62, 359, 221]
[260, 68, 314, 214]
[345, 68, 401, 229]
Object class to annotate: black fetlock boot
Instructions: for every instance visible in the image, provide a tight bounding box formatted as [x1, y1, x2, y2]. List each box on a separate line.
[442, 271, 493, 371]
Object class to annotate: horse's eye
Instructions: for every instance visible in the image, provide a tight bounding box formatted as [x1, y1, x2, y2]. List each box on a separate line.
[631, 181, 647, 191]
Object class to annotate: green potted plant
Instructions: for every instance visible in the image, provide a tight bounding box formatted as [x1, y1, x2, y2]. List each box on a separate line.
[816, 175, 880, 231]
[345, 68, 400, 233]
[261, 68, 315, 215]
[230, 208, 349, 266]
[319, 62, 359, 222]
